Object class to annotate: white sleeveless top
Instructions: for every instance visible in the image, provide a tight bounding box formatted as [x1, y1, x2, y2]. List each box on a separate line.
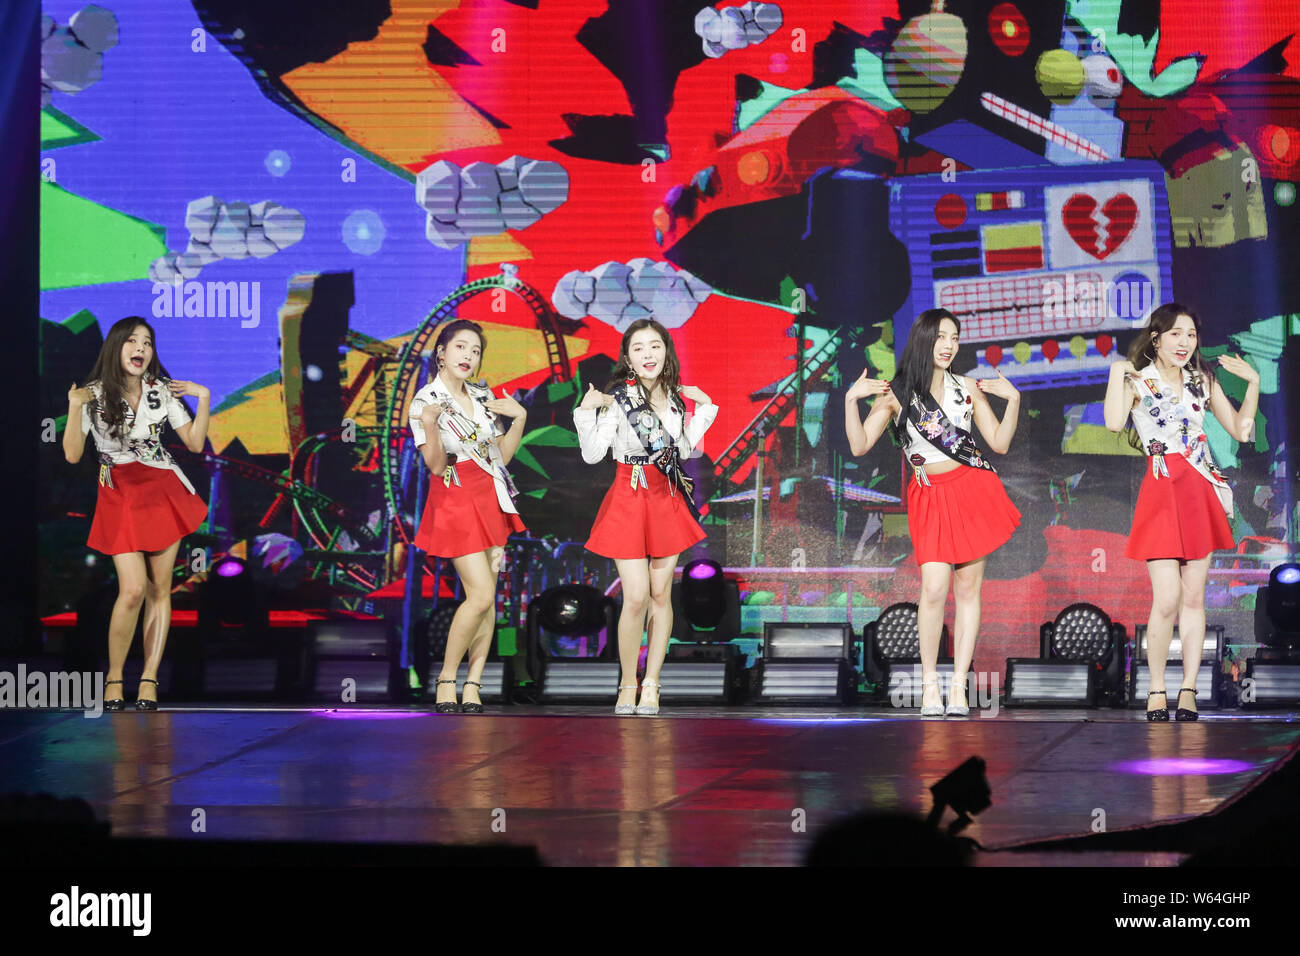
[1126, 363, 1233, 516]
[898, 371, 974, 465]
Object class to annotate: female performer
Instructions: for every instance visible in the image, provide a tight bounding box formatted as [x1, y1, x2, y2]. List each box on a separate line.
[409, 319, 528, 714]
[574, 319, 717, 716]
[844, 308, 1021, 716]
[62, 316, 210, 711]
[1103, 303, 1257, 720]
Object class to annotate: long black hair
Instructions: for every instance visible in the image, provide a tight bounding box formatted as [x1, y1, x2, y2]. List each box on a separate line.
[889, 308, 959, 445]
[604, 318, 685, 415]
[83, 316, 173, 438]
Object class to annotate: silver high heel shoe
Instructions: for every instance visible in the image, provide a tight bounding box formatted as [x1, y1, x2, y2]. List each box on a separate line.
[634, 679, 661, 716]
[919, 675, 945, 717]
[945, 674, 970, 717]
[614, 684, 639, 716]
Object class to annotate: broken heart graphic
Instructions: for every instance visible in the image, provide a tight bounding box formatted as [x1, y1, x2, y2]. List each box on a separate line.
[1062, 193, 1139, 259]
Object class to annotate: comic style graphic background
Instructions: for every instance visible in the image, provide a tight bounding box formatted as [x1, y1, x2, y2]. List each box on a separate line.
[37, 0, 1300, 681]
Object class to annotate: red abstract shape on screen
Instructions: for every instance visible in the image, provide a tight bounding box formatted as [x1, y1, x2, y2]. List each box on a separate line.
[989, 3, 1030, 57]
[984, 344, 1003, 367]
[934, 193, 967, 228]
[1041, 339, 1060, 361]
[1062, 193, 1138, 259]
[1097, 334, 1113, 357]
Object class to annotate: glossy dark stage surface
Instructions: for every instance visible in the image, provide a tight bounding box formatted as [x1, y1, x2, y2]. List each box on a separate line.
[2, 705, 1297, 866]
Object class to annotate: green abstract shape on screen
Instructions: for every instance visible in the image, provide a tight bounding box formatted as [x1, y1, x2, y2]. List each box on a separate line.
[41, 107, 100, 150]
[41, 180, 168, 290]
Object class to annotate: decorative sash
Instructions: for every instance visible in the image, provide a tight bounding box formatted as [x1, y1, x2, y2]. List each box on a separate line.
[1128, 364, 1233, 516]
[612, 383, 700, 519]
[903, 375, 995, 487]
[434, 382, 519, 499]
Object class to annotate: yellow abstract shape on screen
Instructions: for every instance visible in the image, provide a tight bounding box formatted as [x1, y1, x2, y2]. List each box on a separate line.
[282, 0, 501, 168]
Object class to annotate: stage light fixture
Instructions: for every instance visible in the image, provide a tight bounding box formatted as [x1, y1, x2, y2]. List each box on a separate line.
[188, 556, 282, 700]
[675, 560, 741, 641]
[1129, 625, 1224, 710]
[1003, 659, 1096, 707]
[201, 556, 264, 631]
[1041, 603, 1127, 706]
[763, 621, 851, 660]
[681, 559, 726, 629]
[526, 584, 619, 702]
[1240, 658, 1300, 706]
[668, 561, 741, 698]
[659, 645, 743, 705]
[863, 603, 953, 702]
[306, 619, 401, 703]
[756, 623, 854, 704]
[1255, 562, 1300, 649]
[1135, 624, 1225, 663]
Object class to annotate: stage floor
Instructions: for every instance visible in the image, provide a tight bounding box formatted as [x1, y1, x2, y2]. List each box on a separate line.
[2, 705, 1297, 866]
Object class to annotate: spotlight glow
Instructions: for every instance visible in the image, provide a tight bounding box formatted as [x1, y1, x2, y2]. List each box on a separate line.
[687, 561, 719, 580]
[1110, 758, 1254, 776]
[215, 559, 244, 578]
[1276, 565, 1300, 585]
[314, 709, 427, 720]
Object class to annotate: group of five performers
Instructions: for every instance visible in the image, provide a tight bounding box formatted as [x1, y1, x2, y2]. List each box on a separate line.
[65, 304, 1259, 720]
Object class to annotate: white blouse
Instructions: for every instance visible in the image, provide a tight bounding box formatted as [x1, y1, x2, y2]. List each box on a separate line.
[408, 374, 518, 515]
[80, 378, 198, 494]
[574, 397, 718, 465]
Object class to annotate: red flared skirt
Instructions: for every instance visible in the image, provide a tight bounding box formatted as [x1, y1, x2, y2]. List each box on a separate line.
[1126, 453, 1234, 561]
[414, 460, 526, 558]
[87, 462, 207, 555]
[586, 462, 705, 559]
[907, 464, 1020, 565]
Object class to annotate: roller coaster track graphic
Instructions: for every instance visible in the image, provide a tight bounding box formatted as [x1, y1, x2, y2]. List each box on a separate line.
[381, 271, 575, 544]
[185, 446, 381, 592]
[711, 328, 848, 489]
[286, 426, 387, 590]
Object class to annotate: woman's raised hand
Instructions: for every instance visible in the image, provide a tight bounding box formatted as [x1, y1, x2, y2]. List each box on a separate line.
[167, 379, 210, 400]
[67, 382, 94, 407]
[485, 389, 526, 418]
[845, 370, 890, 402]
[1217, 353, 1259, 385]
[580, 383, 613, 410]
[975, 370, 1018, 400]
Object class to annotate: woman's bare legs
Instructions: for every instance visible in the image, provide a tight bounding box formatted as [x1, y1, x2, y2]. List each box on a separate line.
[949, 557, 987, 709]
[440, 548, 500, 706]
[107, 552, 149, 696]
[1145, 558, 1183, 714]
[1174, 555, 1212, 715]
[918, 561, 952, 711]
[137, 540, 182, 704]
[614, 558, 651, 710]
[638, 553, 681, 711]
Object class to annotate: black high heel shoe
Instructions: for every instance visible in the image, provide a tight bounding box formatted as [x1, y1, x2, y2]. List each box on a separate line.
[460, 680, 484, 714]
[1175, 687, 1199, 721]
[434, 678, 460, 714]
[105, 679, 125, 712]
[135, 677, 159, 711]
[1145, 690, 1169, 721]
